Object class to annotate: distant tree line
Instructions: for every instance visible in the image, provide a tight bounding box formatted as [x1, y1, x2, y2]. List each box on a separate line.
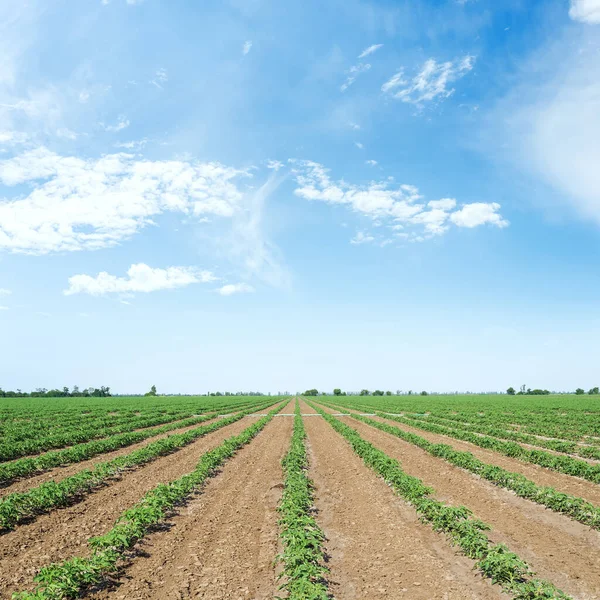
[507, 385, 599, 396]
[0, 386, 111, 398]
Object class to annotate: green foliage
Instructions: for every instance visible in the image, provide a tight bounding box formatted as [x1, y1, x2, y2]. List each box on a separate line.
[420, 390, 429, 396]
[359, 389, 370, 396]
[304, 389, 319, 397]
[576, 388, 585, 395]
[276, 402, 329, 599]
[372, 390, 384, 396]
[588, 387, 599, 395]
[507, 387, 516, 395]
[144, 385, 157, 397]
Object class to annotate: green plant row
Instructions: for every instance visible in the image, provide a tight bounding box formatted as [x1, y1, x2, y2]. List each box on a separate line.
[402, 413, 600, 461]
[0, 413, 220, 485]
[12, 401, 287, 600]
[0, 411, 201, 462]
[307, 401, 570, 600]
[349, 413, 600, 530]
[276, 401, 329, 600]
[374, 412, 600, 485]
[0, 400, 276, 531]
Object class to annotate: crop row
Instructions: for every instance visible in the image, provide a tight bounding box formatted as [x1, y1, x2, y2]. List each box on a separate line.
[12, 401, 287, 600]
[348, 413, 600, 530]
[377, 412, 600, 484]
[307, 401, 570, 599]
[276, 401, 329, 599]
[402, 412, 600, 460]
[0, 400, 276, 531]
[0, 413, 216, 485]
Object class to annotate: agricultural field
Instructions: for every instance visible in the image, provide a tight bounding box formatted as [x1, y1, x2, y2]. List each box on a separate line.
[1, 394, 600, 599]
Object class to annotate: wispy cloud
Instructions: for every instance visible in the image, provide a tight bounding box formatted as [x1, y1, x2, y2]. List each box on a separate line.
[355, 142, 364, 149]
[266, 159, 284, 171]
[365, 159, 378, 166]
[449, 203, 508, 228]
[114, 138, 148, 150]
[101, 115, 130, 132]
[358, 44, 383, 59]
[341, 63, 371, 92]
[351, 231, 375, 245]
[64, 263, 216, 296]
[0, 288, 11, 296]
[217, 283, 254, 296]
[0, 306, 8, 311]
[348, 122, 360, 130]
[150, 68, 168, 89]
[382, 55, 475, 107]
[569, 0, 600, 23]
[242, 40, 253, 55]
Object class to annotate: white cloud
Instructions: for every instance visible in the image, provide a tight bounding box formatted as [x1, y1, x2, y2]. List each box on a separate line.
[569, 0, 600, 23]
[348, 122, 361, 130]
[382, 55, 475, 106]
[449, 203, 508, 228]
[0, 305, 8, 311]
[266, 159, 284, 171]
[242, 41, 253, 55]
[0, 288, 10, 296]
[79, 91, 90, 103]
[101, 116, 130, 132]
[341, 63, 371, 92]
[150, 68, 168, 89]
[358, 44, 383, 59]
[56, 128, 77, 140]
[489, 31, 600, 225]
[0, 147, 249, 253]
[292, 160, 507, 240]
[428, 198, 457, 211]
[0, 131, 28, 145]
[355, 142, 364, 149]
[114, 138, 148, 150]
[365, 159, 378, 166]
[64, 263, 215, 296]
[217, 282, 254, 296]
[351, 231, 375, 245]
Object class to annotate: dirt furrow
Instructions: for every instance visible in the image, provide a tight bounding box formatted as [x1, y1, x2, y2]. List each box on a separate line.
[0, 417, 227, 497]
[374, 414, 600, 506]
[301, 403, 505, 600]
[336, 414, 600, 600]
[92, 410, 293, 600]
[0, 416, 262, 598]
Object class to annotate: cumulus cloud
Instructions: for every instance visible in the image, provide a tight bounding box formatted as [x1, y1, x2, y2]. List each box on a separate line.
[217, 282, 254, 296]
[64, 263, 215, 296]
[569, 0, 600, 23]
[242, 41, 253, 55]
[449, 203, 508, 228]
[358, 44, 383, 59]
[341, 63, 372, 92]
[0, 147, 249, 254]
[382, 55, 475, 106]
[291, 160, 507, 241]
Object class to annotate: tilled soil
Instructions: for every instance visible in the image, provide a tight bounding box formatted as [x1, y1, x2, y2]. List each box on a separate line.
[0, 416, 222, 497]
[373, 414, 600, 506]
[332, 411, 600, 600]
[301, 402, 505, 600]
[92, 410, 293, 600]
[0, 415, 265, 598]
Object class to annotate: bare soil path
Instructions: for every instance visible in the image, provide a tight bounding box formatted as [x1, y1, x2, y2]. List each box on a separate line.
[301, 401, 505, 600]
[0, 415, 264, 598]
[92, 403, 294, 600]
[330, 410, 600, 600]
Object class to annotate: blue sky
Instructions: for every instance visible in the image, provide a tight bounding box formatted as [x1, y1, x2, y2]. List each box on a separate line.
[1, 0, 599, 394]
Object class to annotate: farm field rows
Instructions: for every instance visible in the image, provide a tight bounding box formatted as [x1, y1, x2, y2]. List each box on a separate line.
[1, 394, 599, 599]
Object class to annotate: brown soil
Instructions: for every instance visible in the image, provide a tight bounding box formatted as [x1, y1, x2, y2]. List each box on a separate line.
[301, 401, 505, 600]
[0, 416, 222, 498]
[91, 409, 293, 600]
[328, 411, 600, 600]
[0, 415, 265, 598]
[374, 414, 600, 507]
